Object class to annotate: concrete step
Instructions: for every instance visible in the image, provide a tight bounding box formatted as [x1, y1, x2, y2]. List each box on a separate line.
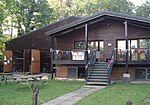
[86, 82, 108, 85]
[87, 79, 108, 82]
[89, 76, 108, 79]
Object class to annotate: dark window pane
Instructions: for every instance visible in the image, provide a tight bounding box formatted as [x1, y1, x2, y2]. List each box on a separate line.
[140, 39, 148, 48]
[74, 42, 84, 49]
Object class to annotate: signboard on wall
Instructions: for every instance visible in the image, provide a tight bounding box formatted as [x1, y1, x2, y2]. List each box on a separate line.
[72, 51, 84, 60]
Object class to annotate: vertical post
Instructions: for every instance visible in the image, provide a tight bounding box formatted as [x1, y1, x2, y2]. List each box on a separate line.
[51, 50, 54, 79]
[32, 86, 39, 105]
[124, 21, 128, 73]
[84, 24, 88, 79]
[49, 36, 54, 79]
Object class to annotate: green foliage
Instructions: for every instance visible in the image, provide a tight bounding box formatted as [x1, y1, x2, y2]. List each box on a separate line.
[0, 35, 10, 68]
[48, 0, 135, 20]
[0, 0, 11, 69]
[76, 83, 150, 105]
[136, 1, 150, 18]
[4, 0, 53, 36]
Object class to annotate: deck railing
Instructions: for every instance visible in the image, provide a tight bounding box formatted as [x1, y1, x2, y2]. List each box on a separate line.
[53, 50, 85, 61]
[107, 49, 115, 83]
[115, 48, 150, 63]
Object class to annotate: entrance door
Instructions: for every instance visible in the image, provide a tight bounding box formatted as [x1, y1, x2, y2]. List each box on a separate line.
[23, 49, 31, 72]
[135, 68, 150, 80]
[3, 50, 13, 72]
[31, 49, 40, 74]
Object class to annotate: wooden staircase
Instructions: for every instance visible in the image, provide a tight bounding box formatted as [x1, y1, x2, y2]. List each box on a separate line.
[86, 62, 109, 85]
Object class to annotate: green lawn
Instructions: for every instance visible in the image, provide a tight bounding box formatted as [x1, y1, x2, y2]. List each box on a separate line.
[76, 83, 150, 105]
[0, 80, 84, 105]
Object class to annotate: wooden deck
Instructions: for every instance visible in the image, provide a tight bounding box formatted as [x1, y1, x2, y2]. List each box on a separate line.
[114, 60, 150, 65]
[52, 60, 150, 65]
[52, 60, 86, 64]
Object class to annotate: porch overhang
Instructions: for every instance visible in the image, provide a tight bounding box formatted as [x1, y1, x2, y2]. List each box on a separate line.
[45, 11, 150, 37]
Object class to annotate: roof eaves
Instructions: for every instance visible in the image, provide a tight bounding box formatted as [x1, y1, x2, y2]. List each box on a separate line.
[45, 11, 150, 36]
[11, 16, 83, 40]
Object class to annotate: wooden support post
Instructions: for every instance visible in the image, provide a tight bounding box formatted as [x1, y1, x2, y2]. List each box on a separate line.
[51, 50, 54, 79]
[126, 100, 132, 105]
[84, 24, 88, 79]
[32, 86, 39, 105]
[49, 36, 54, 79]
[124, 21, 128, 73]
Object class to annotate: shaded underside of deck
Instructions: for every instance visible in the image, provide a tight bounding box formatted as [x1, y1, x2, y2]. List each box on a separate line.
[52, 60, 86, 65]
[52, 60, 150, 65]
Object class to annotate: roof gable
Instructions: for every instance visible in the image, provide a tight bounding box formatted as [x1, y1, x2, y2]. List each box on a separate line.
[45, 11, 150, 36]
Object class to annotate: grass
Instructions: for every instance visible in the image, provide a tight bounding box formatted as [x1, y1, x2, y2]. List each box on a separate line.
[0, 80, 84, 105]
[76, 83, 150, 105]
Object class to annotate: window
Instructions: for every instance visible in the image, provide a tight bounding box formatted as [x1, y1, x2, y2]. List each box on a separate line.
[140, 39, 148, 48]
[130, 40, 138, 60]
[117, 40, 126, 61]
[131, 40, 137, 48]
[74, 41, 104, 61]
[117, 39, 150, 61]
[74, 42, 84, 49]
[139, 39, 150, 60]
[74, 41, 103, 51]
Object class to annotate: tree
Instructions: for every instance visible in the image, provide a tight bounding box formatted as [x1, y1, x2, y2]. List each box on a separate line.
[48, 0, 135, 21]
[5, 0, 53, 36]
[0, 0, 11, 67]
[136, 1, 150, 18]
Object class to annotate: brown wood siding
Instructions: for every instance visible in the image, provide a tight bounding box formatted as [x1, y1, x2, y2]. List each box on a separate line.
[56, 19, 150, 61]
[111, 66, 135, 81]
[56, 65, 78, 78]
[6, 17, 81, 50]
[56, 66, 68, 78]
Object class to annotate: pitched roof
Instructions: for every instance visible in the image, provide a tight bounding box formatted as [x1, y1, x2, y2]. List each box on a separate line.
[45, 11, 150, 36]
[11, 16, 82, 40]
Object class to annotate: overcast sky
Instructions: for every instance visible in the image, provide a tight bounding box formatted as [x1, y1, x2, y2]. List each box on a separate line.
[129, 0, 147, 6]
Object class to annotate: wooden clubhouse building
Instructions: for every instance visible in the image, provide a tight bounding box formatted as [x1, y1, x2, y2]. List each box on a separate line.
[4, 11, 150, 85]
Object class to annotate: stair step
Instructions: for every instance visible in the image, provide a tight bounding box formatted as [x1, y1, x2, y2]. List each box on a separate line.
[91, 71, 108, 74]
[94, 62, 108, 65]
[93, 66, 108, 68]
[95, 62, 107, 64]
[85, 62, 110, 86]
[86, 82, 108, 85]
[87, 79, 108, 82]
[94, 65, 108, 67]
[92, 68, 107, 71]
[89, 76, 108, 79]
[90, 73, 109, 76]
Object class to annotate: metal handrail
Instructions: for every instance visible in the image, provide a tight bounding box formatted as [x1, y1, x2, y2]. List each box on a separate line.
[85, 50, 96, 80]
[107, 49, 115, 84]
